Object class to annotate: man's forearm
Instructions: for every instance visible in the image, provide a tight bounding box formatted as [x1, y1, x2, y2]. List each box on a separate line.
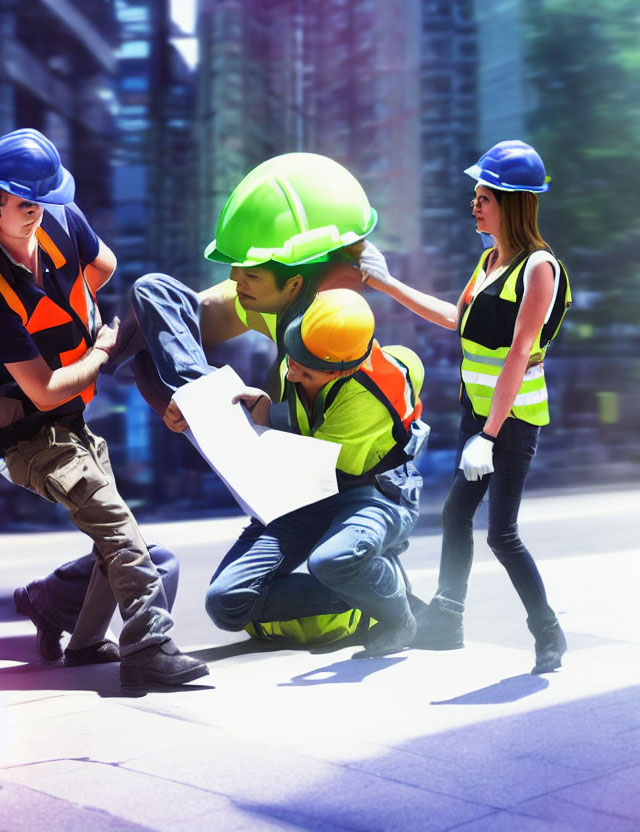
[34, 347, 107, 410]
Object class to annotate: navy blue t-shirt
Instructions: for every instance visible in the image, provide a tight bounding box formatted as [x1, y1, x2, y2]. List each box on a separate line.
[0, 203, 100, 367]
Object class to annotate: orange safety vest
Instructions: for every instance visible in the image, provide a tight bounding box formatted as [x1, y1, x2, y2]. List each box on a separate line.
[358, 342, 423, 433]
[0, 221, 99, 411]
[288, 341, 423, 488]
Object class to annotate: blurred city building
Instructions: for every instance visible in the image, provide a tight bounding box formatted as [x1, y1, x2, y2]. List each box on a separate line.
[110, 0, 199, 311]
[0, 0, 118, 233]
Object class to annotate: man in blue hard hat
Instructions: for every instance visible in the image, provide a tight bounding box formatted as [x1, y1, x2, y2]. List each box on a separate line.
[0, 128, 207, 689]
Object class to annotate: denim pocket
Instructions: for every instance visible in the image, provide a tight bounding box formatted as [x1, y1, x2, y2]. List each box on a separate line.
[376, 462, 423, 510]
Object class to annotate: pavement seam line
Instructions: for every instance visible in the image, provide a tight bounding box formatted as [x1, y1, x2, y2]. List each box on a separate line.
[0, 777, 159, 832]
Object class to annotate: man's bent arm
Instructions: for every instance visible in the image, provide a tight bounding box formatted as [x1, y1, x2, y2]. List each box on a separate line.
[84, 240, 117, 294]
[5, 321, 119, 411]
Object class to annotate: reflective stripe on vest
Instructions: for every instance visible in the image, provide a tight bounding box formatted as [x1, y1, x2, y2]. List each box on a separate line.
[358, 343, 423, 432]
[459, 250, 571, 427]
[36, 226, 99, 342]
[0, 231, 98, 407]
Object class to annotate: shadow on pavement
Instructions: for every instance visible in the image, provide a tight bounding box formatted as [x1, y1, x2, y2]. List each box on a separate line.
[189, 632, 368, 663]
[0, 635, 212, 699]
[0, 591, 22, 623]
[189, 638, 291, 663]
[279, 656, 406, 686]
[255, 685, 640, 830]
[430, 673, 550, 705]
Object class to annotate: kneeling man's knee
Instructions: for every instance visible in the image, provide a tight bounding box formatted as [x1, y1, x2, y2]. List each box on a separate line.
[205, 582, 260, 632]
[309, 533, 377, 587]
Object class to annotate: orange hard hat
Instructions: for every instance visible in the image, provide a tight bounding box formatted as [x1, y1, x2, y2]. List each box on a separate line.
[284, 289, 375, 371]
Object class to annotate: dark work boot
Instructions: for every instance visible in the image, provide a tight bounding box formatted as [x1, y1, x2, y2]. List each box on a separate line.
[14, 586, 63, 661]
[530, 619, 567, 674]
[410, 594, 464, 650]
[354, 611, 417, 658]
[352, 589, 417, 660]
[64, 640, 120, 667]
[120, 638, 209, 690]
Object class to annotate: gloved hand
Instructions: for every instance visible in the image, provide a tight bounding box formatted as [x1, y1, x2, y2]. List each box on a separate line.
[359, 240, 393, 286]
[458, 433, 495, 481]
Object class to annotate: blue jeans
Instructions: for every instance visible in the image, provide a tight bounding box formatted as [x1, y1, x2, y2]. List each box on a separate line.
[205, 479, 420, 632]
[128, 273, 212, 413]
[434, 399, 557, 630]
[25, 544, 180, 635]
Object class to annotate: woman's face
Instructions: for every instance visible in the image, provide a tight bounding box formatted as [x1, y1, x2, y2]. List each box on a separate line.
[471, 186, 501, 237]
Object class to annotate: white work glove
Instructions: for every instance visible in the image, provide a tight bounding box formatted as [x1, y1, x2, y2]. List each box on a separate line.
[458, 432, 495, 481]
[359, 240, 393, 286]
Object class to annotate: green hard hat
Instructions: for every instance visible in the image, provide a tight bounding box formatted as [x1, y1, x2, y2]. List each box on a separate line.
[204, 152, 378, 267]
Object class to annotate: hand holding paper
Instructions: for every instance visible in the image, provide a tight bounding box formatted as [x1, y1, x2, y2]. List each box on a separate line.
[171, 367, 340, 525]
[231, 387, 272, 426]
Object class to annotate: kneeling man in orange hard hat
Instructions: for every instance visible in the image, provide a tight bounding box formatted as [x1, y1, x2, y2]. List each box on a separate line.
[203, 288, 429, 658]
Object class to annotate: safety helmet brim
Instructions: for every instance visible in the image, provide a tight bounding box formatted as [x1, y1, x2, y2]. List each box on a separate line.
[0, 127, 76, 204]
[284, 313, 373, 372]
[0, 163, 75, 204]
[203, 152, 378, 267]
[204, 209, 378, 268]
[464, 163, 550, 193]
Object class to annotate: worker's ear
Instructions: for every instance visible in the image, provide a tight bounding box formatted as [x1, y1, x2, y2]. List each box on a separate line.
[285, 274, 303, 298]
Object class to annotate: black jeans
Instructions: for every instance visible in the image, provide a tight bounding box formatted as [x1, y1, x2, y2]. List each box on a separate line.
[434, 399, 557, 630]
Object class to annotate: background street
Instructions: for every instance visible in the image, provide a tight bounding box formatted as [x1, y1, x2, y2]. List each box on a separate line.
[0, 486, 638, 831]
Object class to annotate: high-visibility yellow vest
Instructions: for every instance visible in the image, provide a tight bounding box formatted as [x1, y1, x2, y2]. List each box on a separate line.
[285, 341, 424, 486]
[459, 248, 571, 426]
[246, 609, 376, 646]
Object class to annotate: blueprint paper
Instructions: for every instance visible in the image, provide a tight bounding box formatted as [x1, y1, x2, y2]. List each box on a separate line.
[172, 366, 340, 525]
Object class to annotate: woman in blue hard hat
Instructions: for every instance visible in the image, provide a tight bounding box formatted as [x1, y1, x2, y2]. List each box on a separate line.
[361, 140, 571, 674]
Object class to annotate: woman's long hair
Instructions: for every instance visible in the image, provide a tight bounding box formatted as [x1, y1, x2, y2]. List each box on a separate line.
[495, 190, 553, 259]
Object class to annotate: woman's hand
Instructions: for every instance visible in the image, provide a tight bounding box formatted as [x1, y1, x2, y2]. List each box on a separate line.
[232, 387, 272, 426]
[163, 399, 188, 433]
[359, 240, 395, 288]
[458, 433, 495, 481]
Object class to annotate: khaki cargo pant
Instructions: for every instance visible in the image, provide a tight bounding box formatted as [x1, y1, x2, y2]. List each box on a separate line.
[6, 422, 173, 656]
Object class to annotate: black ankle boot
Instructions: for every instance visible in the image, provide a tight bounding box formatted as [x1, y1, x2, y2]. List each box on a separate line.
[354, 609, 417, 659]
[530, 620, 567, 674]
[410, 594, 464, 650]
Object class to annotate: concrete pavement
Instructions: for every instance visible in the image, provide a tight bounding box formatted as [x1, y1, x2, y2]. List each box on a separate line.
[0, 487, 639, 831]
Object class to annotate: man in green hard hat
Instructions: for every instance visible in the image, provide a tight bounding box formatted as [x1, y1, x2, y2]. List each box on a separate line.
[105, 152, 379, 425]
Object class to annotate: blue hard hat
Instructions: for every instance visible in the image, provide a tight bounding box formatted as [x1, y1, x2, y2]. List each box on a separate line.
[464, 140, 550, 193]
[0, 128, 75, 204]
